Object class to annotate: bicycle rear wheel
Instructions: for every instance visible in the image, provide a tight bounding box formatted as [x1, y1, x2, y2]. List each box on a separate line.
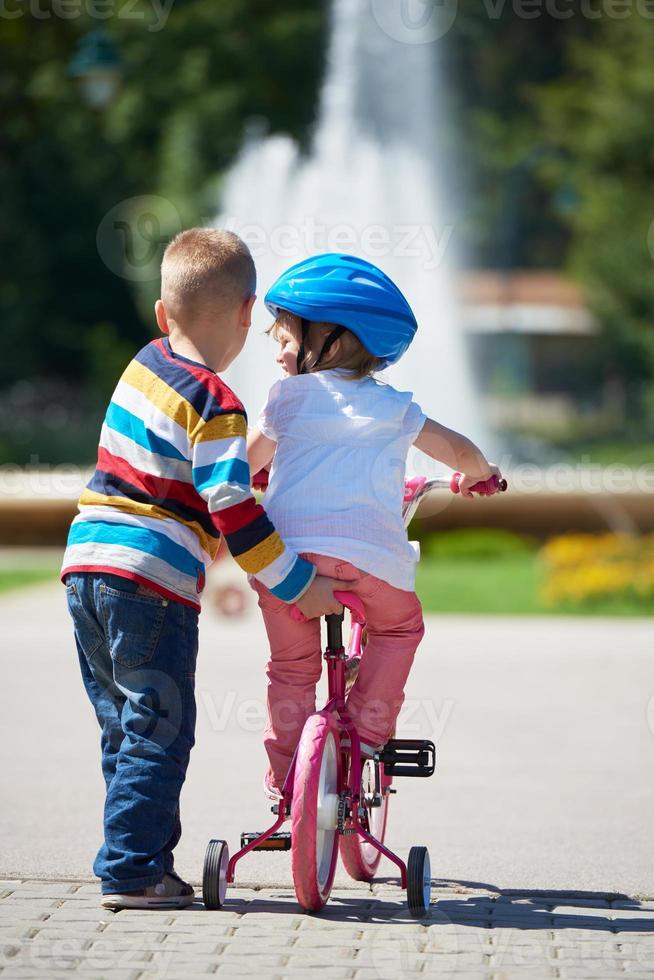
[291, 711, 342, 912]
[340, 758, 391, 881]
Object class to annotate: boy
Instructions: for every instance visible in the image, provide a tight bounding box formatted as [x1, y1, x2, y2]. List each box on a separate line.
[61, 229, 348, 910]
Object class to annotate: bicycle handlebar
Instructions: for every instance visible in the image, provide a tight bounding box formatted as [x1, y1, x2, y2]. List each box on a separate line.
[450, 472, 508, 496]
[287, 472, 508, 622]
[257, 469, 507, 499]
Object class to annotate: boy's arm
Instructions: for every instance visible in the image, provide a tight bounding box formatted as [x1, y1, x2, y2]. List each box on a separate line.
[192, 414, 348, 612]
[247, 426, 276, 478]
[414, 418, 498, 498]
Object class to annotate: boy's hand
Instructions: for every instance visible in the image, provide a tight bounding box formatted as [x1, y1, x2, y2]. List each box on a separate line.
[458, 463, 503, 498]
[295, 575, 355, 619]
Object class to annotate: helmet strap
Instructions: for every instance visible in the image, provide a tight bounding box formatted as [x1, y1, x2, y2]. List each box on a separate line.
[296, 318, 311, 375]
[296, 321, 346, 374]
[314, 326, 346, 370]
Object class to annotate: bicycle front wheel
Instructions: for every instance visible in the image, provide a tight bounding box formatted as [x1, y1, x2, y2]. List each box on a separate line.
[340, 758, 391, 881]
[291, 711, 342, 912]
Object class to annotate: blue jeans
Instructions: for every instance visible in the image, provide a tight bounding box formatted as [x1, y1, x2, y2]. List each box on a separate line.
[65, 572, 199, 894]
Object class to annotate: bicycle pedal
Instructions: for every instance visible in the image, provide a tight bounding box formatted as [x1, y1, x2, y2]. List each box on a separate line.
[379, 739, 436, 777]
[240, 831, 292, 851]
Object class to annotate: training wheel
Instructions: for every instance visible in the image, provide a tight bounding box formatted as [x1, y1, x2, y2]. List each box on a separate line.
[202, 838, 229, 910]
[407, 845, 431, 918]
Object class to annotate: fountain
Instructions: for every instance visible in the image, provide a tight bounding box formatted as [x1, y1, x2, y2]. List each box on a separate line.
[219, 0, 486, 459]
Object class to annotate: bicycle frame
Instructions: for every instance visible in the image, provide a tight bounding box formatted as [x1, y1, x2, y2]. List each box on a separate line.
[226, 598, 409, 886]
[226, 471, 505, 886]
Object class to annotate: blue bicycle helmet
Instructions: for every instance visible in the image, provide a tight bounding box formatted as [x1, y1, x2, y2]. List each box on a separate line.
[264, 253, 418, 370]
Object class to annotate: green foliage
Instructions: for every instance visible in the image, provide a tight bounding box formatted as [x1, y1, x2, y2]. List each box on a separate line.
[550, 439, 654, 467]
[0, 568, 59, 594]
[3, 2, 654, 465]
[416, 553, 543, 614]
[416, 552, 653, 616]
[440, 8, 654, 426]
[535, 19, 654, 420]
[439, 2, 592, 269]
[0, 549, 61, 593]
[0, 1, 327, 463]
[414, 527, 538, 560]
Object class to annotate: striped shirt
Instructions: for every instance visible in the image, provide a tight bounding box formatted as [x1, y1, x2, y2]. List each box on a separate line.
[61, 338, 315, 609]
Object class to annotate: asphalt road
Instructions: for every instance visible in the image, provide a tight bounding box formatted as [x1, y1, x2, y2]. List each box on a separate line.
[2, 580, 653, 897]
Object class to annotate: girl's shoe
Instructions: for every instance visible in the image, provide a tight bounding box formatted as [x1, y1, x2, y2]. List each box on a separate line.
[263, 768, 284, 801]
[101, 872, 195, 911]
[344, 656, 361, 694]
[339, 736, 383, 759]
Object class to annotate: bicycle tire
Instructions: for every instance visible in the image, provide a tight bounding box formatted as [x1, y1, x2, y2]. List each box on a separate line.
[202, 838, 229, 910]
[340, 758, 391, 881]
[291, 711, 342, 912]
[407, 845, 431, 918]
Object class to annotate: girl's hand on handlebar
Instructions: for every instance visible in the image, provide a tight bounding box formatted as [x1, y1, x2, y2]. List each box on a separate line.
[295, 575, 355, 620]
[457, 463, 503, 498]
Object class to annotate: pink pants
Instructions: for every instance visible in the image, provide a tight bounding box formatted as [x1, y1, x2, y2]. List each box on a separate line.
[251, 553, 425, 788]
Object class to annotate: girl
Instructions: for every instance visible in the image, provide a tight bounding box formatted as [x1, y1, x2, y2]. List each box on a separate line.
[247, 253, 500, 798]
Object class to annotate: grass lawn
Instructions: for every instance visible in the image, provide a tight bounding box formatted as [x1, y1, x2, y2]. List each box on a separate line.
[416, 553, 654, 616]
[0, 551, 651, 616]
[553, 439, 654, 467]
[0, 568, 59, 594]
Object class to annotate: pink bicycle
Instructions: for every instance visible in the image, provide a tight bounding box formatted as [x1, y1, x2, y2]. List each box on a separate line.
[203, 471, 507, 916]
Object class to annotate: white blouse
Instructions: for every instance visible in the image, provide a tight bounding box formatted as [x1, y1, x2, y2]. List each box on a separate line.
[257, 369, 426, 591]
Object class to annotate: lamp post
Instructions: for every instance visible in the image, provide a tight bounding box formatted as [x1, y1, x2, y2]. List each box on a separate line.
[69, 31, 123, 109]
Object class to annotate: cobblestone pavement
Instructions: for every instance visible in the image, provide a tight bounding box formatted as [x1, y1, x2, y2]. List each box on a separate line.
[1, 879, 653, 979]
[5, 583, 654, 894]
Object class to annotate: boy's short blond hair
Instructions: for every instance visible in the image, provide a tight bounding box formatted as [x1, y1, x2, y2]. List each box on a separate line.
[161, 228, 256, 319]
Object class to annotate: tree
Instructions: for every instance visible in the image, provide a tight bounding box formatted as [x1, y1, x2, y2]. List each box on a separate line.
[0, 1, 327, 462]
[438, 0, 592, 269]
[537, 18, 654, 421]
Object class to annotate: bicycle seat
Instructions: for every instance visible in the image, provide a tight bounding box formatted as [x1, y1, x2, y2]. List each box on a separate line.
[333, 591, 366, 625]
[290, 590, 366, 624]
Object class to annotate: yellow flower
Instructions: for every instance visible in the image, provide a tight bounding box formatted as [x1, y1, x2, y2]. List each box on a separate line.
[539, 532, 653, 607]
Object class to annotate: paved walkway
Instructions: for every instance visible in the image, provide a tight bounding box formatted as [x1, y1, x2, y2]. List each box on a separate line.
[2, 581, 654, 976]
[1, 879, 654, 979]
[4, 582, 653, 893]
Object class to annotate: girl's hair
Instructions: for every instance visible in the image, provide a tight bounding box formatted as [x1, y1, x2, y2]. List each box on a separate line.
[268, 312, 385, 380]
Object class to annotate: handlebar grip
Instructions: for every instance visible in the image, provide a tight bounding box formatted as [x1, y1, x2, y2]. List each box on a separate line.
[252, 468, 270, 490]
[451, 472, 508, 496]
